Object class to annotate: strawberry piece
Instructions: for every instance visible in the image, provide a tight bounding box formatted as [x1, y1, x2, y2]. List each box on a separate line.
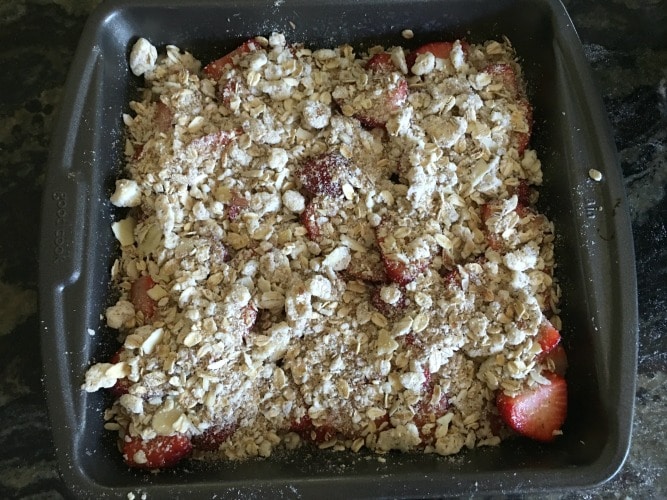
[496, 372, 567, 443]
[381, 257, 428, 286]
[189, 129, 237, 153]
[406, 41, 454, 70]
[192, 424, 237, 451]
[289, 415, 337, 444]
[376, 219, 430, 286]
[296, 152, 349, 198]
[354, 78, 408, 129]
[536, 320, 561, 354]
[108, 349, 130, 398]
[131, 275, 157, 320]
[512, 179, 533, 208]
[514, 98, 533, 155]
[441, 267, 461, 288]
[154, 101, 173, 132]
[203, 39, 259, 80]
[542, 344, 568, 376]
[122, 434, 192, 469]
[370, 286, 407, 318]
[240, 302, 258, 335]
[345, 253, 388, 283]
[484, 63, 519, 97]
[217, 76, 244, 108]
[413, 374, 449, 443]
[227, 190, 249, 221]
[365, 52, 396, 73]
[300, 202, 321, 240]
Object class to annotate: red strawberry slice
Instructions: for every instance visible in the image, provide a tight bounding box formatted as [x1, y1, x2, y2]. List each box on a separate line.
[189, 129, 237, 153]
[496, 372, 567, 442]
[154, 101, 173, 132]
[345, 253, 388, 283]
[542, 344, 568, 376]
[370, 286, 407, 318]
[227, 189, 249, 221]
[536, 320, 561, 354]
[381, 257, 428, 286]
[514, 98, 533, 155]
[354, 78, 408, 129]
[192, 424, 237, 451]
[108, 349, 131, 398]
[240, 302, 258, 335]
[203, 39, 259, 80]
[440, 267, 462, 288]
[296, 152, 349, 198]
[406, 41, 454, 70]
[413, 374, 449, 443]
[512, 179, 533, 208]
[484, 63, 519, 97]
[122, 434, 192, 469]
[289, 414, 337, 444]
[376, 219, 430, 286]
[131, 275, 157, 320]
[366, 52, 396, 73]
[300, 202, 321, 240]
[406, 41, 470, 70]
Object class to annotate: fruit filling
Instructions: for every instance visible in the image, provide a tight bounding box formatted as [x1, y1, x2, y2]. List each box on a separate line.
[84, 33, 565, 468]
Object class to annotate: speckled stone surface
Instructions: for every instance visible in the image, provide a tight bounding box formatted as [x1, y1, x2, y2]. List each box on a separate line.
[0, 0, 664, 498]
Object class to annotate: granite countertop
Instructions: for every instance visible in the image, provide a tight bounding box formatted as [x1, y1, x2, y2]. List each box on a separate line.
[0, 0, 665, 498]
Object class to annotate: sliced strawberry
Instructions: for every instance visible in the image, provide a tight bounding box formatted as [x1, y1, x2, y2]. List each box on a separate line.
[203, 39, 259, 80]
[108, 349, 130, 398]
[122, 434, 192, 469]
[512, 179, 533, 208]
[296, 152, 349, 198]
[130, 143, 144, 161]
[365, 52, 396, 73]
[354, 78, 408, 129]
[370, 286, 407, 318]
[131, 275, 157, 320]
[240, 302, 258, 335]
[300, 202, 321, 240]
[374, 413, 391, 431]
[289, 414, 337, 444]
[189, 129, 237, 153]
[441, 267, 461, 288]
[406, 41, 454, 70]
[216, 76, 248, 109]
[192, 424, 237, 451]
[542, 344, 568, 376]
[227, 190, 249, 221]
[484, 63, 519, 97]
[413, 376, 449, 444]
[345, 252, 387, 283]
[407, 41, 470, 70]
[154, 101, 173, 132]
[376, 219, 430, 286]
[381, 257, 428, 286]
[536, 320, 561, 354]
[496, 372, 567, 443]
[514, 98, 533, 155]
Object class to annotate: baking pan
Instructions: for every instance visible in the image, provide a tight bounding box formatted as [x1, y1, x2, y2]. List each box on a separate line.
[39, 0, 638, 497]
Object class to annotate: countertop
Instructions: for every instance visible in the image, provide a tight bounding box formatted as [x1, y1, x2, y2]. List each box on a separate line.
[0, 0, 664, 498]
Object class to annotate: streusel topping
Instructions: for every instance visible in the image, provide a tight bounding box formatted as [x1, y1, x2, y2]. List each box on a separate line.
[84, 34, 561, 462]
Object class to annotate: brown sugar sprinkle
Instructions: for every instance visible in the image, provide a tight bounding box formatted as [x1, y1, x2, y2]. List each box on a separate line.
[84, 32, 561, 464]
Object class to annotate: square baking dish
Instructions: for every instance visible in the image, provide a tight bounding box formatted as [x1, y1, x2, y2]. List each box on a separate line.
[39, 0, 638, 497]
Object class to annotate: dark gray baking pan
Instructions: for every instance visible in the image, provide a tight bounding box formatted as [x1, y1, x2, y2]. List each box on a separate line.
[39, 0, 638, 497]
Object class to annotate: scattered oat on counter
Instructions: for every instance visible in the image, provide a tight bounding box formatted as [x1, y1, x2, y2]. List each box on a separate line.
[84, 32, 562, 466]
[589, 168, 603, 181]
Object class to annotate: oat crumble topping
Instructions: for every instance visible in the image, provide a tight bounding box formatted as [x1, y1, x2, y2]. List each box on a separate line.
[84, 34, 562, 463]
